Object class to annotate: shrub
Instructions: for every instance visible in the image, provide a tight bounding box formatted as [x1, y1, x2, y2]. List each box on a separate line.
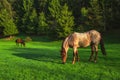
[25, 36, 32, 42]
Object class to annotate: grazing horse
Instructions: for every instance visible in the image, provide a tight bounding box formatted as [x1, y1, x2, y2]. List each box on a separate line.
[61, 30, 106, 64]
[15, 38, 25, 47]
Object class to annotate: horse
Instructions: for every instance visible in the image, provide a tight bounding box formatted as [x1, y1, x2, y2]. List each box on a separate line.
[60, 30, 106, 64]
[15, 38, 25, 47]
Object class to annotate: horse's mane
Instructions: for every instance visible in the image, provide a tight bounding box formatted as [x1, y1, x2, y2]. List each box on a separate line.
[61, 34, 72, 53]
[61, 36, 68, 49]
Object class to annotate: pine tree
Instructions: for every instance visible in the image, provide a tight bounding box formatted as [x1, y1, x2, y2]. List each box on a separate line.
[49, 0, 74, 38]
[37, 12, 48, 35]
[49, 0, 61, 20]
[22, 0, 37, 34]
[57, 3, 74, 38]
[0, 1, 18, 36]
[88, 0, 105, 31]
[80, 7, 89, 31]
[48, 0, 61, 32]
[26, 8, 37, 34]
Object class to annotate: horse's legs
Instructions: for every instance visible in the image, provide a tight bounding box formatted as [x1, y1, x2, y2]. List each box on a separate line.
[23, 43, 25, 47]
[16, 42, 18, 46]
[76, 50, 79, 62]
[89, 44, 95, 61]
[64, 47, 69, 63]
[62, 47, 69, 64]
[72, 47, 77, 64]
[16, 43, 19, 46]
[94, 45, 98, 63]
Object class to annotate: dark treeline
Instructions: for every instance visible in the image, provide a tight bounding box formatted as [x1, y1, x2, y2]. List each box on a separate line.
[0, 0, 120, 38]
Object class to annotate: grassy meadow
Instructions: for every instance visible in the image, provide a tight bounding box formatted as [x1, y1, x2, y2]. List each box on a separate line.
[0, 31, 120, 80]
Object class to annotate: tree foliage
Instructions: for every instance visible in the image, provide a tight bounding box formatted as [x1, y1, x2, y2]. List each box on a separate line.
[0, 0, 120, 38]
[88, 0, 105, 31]
[37, 12, 48, 35]
[57, 4, 74, 38]
[0, 0, 18, 36]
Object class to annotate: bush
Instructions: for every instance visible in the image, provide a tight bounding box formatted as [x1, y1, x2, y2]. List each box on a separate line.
[25, 36, 32, 42]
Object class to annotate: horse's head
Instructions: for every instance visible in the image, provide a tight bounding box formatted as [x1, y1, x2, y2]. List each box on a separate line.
[60, 48, 67, 64]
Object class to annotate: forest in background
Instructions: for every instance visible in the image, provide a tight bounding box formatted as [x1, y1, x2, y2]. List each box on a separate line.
[0, 0, 120, 38]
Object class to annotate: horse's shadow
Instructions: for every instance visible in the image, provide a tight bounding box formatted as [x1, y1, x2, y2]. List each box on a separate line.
[10, 47, 62, 64]
[8, 47, 104, 64]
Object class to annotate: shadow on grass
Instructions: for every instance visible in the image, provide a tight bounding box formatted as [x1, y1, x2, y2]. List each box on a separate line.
[9, 48, 62, 64]
[8, 47, 92, 64]
[12, 49, 89, 63]
[13, 48, 108, 63]
[7, 46, 109, 64]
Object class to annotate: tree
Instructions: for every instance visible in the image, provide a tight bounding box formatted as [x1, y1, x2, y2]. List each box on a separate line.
[108, 0, 120, 29]
[34, 0, 48, 13]
[79, 7, 89, 31]
[57, 3, 74, 38]
[37, 12, 48, 35]
[87, 0, 105, 31]
[48, 0, 61, 37]
[0, 0, 18, 36]
[49, 0, 74, 38]
[21, 0, 37, 34]
[1, 0, 120, 37]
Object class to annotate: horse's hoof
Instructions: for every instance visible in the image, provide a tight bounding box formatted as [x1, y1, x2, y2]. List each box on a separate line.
[72, 62, 75, 64]
[62, 62, 65, 64]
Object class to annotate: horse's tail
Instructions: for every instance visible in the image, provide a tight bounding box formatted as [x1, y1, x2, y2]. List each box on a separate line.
[100, 38, 106, 55]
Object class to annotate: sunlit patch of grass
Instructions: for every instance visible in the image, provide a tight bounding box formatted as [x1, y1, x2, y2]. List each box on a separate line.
[0, 34, 120, 80]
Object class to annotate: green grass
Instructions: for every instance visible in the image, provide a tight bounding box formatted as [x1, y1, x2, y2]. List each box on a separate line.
[0, 32, 120, 80]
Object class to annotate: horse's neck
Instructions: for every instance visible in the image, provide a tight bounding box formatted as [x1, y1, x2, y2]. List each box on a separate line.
[62, 36, 70, 53]
[63, 37, 69, 48]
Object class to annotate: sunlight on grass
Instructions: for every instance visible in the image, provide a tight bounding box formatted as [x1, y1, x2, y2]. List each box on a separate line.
[0, 37, 120, 80]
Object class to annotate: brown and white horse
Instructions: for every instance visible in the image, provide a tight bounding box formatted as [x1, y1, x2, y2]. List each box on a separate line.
[15, 38, 25, 47]
[61, 30, 106, 64]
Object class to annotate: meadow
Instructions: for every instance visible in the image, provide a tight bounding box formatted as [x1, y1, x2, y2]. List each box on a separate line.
[0, 31, 120, 80]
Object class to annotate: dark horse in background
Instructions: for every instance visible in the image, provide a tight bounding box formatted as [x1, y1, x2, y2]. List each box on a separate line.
[61, 30, 106, 64]
[15, 38, 25, 47]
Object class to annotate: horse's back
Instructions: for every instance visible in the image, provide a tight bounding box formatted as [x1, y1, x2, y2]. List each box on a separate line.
[15, 38, 25, 43]
[89, 30, 101, 44]
[89, 30, 100, 36]
[16, 38, 21, 42]
[64, 30, 101, 48]
[68, 32, 91, 47]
